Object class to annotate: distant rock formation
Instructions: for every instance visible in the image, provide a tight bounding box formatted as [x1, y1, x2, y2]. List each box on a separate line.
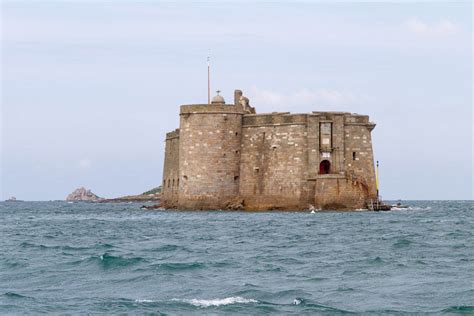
[66, 187, 102, 201]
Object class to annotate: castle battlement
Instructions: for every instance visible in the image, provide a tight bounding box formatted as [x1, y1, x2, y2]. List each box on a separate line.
[162, 89, 377, 211]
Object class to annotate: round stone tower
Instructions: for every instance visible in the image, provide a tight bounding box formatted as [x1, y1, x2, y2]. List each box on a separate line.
[178, 92, 244, 209]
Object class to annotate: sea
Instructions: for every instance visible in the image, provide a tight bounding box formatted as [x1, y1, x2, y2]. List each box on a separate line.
[0, 200, 472, 315]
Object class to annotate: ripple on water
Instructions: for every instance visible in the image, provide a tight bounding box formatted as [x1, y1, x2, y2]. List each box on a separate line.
[392, 238, 413, 248]
[441, 305, 474, 314]
[98, 253, 147, 269]
[2, 292, 33, 300]
[151, 262, 205, 271]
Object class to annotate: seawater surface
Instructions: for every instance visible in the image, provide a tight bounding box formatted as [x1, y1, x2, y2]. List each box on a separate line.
[1, 201, 473, 314]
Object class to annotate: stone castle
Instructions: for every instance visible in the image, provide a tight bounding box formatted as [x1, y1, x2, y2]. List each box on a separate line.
[161, 89, 377, 210]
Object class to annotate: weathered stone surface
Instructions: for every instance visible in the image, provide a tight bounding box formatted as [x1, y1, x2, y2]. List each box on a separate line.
[66, 187, 102, 201]
[161, 90, 378, 211]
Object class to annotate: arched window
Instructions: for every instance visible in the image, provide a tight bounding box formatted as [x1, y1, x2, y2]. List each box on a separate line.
[319, 160, 331, 174]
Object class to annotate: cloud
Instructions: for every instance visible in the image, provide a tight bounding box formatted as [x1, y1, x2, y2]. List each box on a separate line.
[78, 158, 92, 169]
[248, 86, 366, 111]
[402, 18, 459, 36]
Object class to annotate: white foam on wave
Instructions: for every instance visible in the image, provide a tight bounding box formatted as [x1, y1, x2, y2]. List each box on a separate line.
[392, 206, 431, 211]
[173, 296, 257, 307]
[135, 299, 154, 303]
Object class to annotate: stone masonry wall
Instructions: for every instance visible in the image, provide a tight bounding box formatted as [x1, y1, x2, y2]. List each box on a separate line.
[162, 129, 180, 207]
[312, 175, 369, 209]
[240, 114, 309, 210]
[343, 115, 377, 199]
[178, 104, 243, 209]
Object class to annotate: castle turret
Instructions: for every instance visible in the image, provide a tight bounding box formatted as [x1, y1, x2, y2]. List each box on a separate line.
[177, 92, 244, 209]
[161, 129, 180, 207]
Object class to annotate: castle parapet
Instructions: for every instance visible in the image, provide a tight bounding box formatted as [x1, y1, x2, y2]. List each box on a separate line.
[180, 104, 244, 115]
[166, 129, 180, 140]
[243, 113, 307, 127]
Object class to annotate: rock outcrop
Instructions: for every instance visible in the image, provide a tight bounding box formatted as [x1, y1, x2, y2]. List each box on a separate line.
[66, 187, 102, 201]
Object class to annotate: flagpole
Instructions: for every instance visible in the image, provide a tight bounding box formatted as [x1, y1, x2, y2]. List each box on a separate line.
[207, 56, 210, 104]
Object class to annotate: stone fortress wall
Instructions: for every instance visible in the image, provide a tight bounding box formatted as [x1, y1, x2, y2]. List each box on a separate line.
[177, 104, 243, 209]
[161, 89, 377, 210]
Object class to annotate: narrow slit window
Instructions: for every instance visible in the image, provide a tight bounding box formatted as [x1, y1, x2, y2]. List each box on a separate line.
[353, 152, 356, 160]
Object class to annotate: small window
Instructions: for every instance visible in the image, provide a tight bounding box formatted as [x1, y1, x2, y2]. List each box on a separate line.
[167, 179, 170, 188]
[177, 179, 179, 186]
[172, 179, 175, 187]
[234, 176, 239, 181]
[183, 175, 188, 180]
[352, 152, 356, 161]
[235, 132, 239, 136]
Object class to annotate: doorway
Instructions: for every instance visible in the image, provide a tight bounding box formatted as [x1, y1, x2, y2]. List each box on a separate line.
[319, 160, 331, 174]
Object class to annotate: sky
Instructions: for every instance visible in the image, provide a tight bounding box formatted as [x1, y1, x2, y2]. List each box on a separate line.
[1, 1, 472, 201]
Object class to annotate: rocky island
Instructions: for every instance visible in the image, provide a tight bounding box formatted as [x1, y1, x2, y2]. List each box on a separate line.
[101, 187, 161, 203]
[66, 187, 103, 201]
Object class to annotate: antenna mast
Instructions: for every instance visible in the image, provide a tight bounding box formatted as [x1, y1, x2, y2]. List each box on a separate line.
[207, 56, 210, 104]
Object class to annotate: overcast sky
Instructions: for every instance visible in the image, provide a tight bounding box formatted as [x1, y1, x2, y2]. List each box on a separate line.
[1, 1, 472, 201]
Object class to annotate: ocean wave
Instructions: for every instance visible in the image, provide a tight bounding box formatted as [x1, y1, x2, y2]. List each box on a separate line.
[371, 256, 384, 264]
[98, 253, 146, 268]
[441, 305, 474, 313]
[392, 206, 431, 211]
[20, 242, 51, 249]
[2, 292, 32, 299]
[393, 238, 413, 248]
[152, 244, 181, 252]
[153, 262, 204, 271]
[304, 277, 327, 282]
[19, 242, 110, 252]
[172, 296, 258, 307]
[135, 299, 154, 303]
[336, 287, 355, 292]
